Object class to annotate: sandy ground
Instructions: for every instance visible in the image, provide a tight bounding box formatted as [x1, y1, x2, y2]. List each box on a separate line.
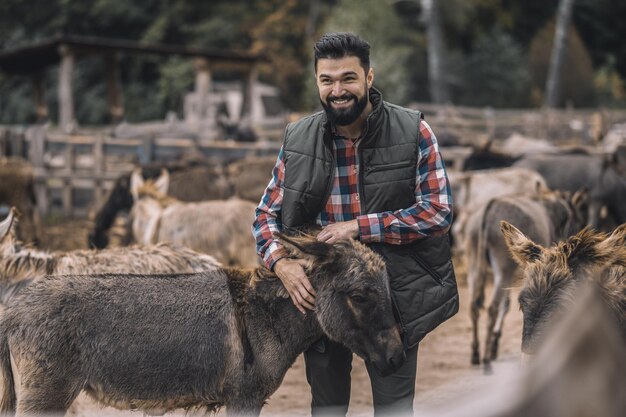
[38, 217, 524, 417]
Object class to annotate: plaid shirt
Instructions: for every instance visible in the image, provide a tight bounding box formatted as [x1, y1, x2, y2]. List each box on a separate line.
[252, 120, 453, 270]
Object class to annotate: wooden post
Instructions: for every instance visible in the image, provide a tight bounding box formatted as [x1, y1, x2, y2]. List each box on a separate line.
[93, 133, 105, 207]
[194, 57, 212, 130]
[105, 53, 124, 124]
[31, 73, 49, 123]
[243, 64, 261, 125]
[63, 144, 76, 216]
[139, 135, 154, 164]
[0, 128, 5, 157]
[58, 45, 76, 133]
[27, 126, 48, 216]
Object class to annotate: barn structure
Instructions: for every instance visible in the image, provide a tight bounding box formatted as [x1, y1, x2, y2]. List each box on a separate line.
[0, 35, 280, 134]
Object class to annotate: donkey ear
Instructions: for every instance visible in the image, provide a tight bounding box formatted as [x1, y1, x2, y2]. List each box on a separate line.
[571, 188, 588, 208]
[154, 169, 170, 195]
[564, 228, 612, 271]
[500, 221, 545, 265]
[595, 223, 626, 267]
[130, 168, 144, 200]
[275, 233, 334, 265]
[605, 222, 626, 247]
[0, 207, 17, 242]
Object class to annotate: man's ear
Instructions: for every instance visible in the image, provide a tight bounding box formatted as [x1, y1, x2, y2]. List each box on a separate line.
[275, 233, 334, 265]
[367, 67, 374, 88]
[500, 221, 545, 266]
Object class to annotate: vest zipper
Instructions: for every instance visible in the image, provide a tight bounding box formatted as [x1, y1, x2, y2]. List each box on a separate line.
[390, 294, 409, 350]
[365, 160, 414, 173]
[412, 253, 445, 286]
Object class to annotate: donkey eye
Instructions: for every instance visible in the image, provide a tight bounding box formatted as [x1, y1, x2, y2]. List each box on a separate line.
[350, 294, 367, 304]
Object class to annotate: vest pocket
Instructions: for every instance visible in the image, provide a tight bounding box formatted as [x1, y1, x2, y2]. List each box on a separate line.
[410, 252, 445, 286]
[365, 160, 414, 173]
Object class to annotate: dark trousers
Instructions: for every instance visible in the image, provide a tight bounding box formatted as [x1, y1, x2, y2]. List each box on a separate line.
[304, 337, 418, 417]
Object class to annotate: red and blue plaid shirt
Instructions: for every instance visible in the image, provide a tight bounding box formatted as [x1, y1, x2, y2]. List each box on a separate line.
[252, 120, 453, 269]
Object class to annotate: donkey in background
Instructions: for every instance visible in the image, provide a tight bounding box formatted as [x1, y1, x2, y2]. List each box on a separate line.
[464, 190, 587, 370]
[501, 221, 625, 354]
[0, 207, 220, 304]
[0, 234, 404, 417]
[130, 169, 259, 267]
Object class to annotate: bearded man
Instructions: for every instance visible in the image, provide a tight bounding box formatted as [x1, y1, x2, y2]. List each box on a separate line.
[252, 32, 458, 417]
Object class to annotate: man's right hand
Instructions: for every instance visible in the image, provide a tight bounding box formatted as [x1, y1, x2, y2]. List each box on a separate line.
[273, 258, 316, 314]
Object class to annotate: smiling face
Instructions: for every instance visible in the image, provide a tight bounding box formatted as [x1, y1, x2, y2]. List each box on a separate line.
[316, 56, 374, 127]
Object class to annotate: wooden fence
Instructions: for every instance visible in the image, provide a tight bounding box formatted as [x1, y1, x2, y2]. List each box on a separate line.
[2, 104, 626, 218]
[410, 102, 626, 145]
[1, 126, 281, 217]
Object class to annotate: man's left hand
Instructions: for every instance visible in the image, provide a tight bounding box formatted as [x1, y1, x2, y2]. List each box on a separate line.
[317, 220, 359, 244]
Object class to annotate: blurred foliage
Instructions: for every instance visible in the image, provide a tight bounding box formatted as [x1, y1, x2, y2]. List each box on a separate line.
[529, 20, 594, 107]
[457, 29, 531, 108]
[0, 0, 624, 125]
[593, 57, 626, 108]
[302, 0, 418, 110]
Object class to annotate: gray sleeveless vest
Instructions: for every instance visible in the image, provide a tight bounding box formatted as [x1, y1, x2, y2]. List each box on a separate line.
[281, 88, 458, 347]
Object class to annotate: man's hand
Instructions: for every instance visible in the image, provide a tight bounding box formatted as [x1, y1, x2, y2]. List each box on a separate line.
[274, 258, 316, 314]
[316, 220, 359, 244]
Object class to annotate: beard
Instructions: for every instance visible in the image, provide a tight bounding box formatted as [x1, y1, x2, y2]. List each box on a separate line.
[321, 87, 369, 126]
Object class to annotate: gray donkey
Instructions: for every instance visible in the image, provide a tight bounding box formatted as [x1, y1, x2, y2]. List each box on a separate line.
[0, 234, 404, 417]
[464, 190, 587, 371]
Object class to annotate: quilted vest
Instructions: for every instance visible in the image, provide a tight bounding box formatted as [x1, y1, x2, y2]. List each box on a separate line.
[280, 88, 458, 347]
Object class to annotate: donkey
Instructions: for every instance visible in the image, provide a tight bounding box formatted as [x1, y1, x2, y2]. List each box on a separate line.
[130, 169, 258, 267]
[88, 159, 232, 248]
[0, 207, 220, 304]
[464, 190, 587, 370]
[448, 167, 548, 250]
[0, 234, 404, 417]
[501, 221, 626, 355]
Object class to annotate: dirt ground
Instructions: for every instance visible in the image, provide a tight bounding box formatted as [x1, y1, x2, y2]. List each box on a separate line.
[38, 217, 524, 417]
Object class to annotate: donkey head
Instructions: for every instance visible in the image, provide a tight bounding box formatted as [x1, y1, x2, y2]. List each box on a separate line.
[277, 234, 405, 376]
[501, 221, 625, 354]
[129, 169, 171, 245]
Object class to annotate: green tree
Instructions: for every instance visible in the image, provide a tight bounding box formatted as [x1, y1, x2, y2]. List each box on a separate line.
[459, 29, 531, 107]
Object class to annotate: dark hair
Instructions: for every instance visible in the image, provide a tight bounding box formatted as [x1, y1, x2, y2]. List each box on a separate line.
[314, 32, 370, 72]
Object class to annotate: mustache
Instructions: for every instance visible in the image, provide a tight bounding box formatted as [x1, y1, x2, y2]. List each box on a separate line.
[327, 93, 357, 102]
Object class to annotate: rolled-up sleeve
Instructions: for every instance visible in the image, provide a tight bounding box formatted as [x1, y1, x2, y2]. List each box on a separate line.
[251, 147, 288, 269]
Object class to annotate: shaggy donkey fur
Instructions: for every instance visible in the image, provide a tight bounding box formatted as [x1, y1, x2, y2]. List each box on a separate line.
[0, 234, 404, 417]
[501, 221, 626, 354]
[0, 207, 220, 304]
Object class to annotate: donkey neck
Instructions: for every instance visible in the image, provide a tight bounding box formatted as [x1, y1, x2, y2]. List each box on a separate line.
[226, 268, 324, 382]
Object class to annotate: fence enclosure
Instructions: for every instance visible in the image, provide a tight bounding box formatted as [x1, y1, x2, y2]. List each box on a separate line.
[1, 126, 280, 217]
[1, 104, 625, 218]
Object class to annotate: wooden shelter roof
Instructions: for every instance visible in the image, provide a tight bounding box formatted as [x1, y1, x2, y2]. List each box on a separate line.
[0, 35, 261, 74]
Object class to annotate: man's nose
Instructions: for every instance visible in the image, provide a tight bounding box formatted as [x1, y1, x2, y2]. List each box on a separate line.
[331, 81, 344, 96]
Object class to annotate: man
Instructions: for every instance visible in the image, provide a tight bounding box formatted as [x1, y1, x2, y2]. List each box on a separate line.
[252, 32, 458, 417]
